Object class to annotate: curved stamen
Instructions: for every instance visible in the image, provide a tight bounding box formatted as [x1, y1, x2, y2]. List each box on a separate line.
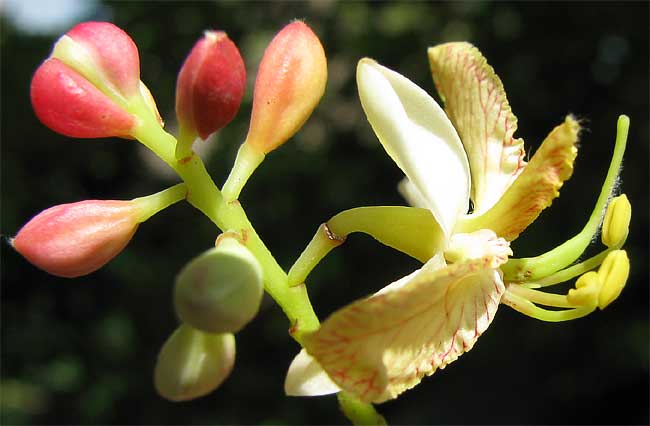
[502, 115, 629, 282]
[501, 290, 595, 322]
[507, 284, 577, 308]
[523, 245, 620, 289]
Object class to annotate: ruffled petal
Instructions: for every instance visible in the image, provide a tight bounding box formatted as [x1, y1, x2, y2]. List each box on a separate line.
[428, 42, 526, 214]
[457, 116, 579, 241]
[302, 250, 507, 403]
[357, 59, 470, 238]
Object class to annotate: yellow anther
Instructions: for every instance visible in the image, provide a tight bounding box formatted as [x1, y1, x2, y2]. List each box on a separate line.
[567, 271, 601, 307]
[597, 250, 630, 309]
[602, 194, 631, 248]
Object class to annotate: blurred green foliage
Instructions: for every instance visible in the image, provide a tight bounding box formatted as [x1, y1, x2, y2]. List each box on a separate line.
[1, 1, 648, 424]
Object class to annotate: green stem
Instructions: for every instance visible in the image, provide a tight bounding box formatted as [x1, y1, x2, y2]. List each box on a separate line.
[132, 119, 319, 341]
[501, 115, 629, 282]
[133, 118, 384, 424]
[132, 183, 187, 223]
[337, 392, 387, 426]
[222, 141, 266, 202]
[288, 206, 444, 286]
[175, 124, 197, 160]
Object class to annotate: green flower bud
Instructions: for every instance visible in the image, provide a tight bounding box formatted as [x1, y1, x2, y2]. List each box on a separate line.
[154, 324, 235, 402]
[174, 236, 264, 333]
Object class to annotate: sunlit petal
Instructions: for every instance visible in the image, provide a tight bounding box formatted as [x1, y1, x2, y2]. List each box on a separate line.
[357, 58, 470, 237]
[397, 177, 430, 210]
[428, 42, 526, 213]
[285, 349, 340, 397]
[303, 251, 507, 403]
[457, 116, 579, 240]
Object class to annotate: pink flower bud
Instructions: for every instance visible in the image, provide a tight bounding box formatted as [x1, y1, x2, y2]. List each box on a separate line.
[31, 58, 137, 138]
[176, 31, 246, 140]
[12, 200, 140, 278]
[246, 21, 327, 154]
[64, 21, 140, 98]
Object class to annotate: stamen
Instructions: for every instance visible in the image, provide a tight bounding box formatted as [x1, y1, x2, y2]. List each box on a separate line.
[601, 194, 631, 248]
[597, 250, 629, 309]
[507, 284, 577, 308]
[501, 290, 596, 322]
[523, 246, 617, 289]
[502, 115, 629, 282]
[566, 271, 601, 307]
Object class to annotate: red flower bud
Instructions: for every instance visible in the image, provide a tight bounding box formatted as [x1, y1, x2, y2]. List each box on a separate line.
[63, 21, 140, 98]
[246, 21, 327, 154]
[175, 31, 246, 141]
[31, 58, 137, 138]
[30, 22, 155, 138]
[12, 200, 140, 278]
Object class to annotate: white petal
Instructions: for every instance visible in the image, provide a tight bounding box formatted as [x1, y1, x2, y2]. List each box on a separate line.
[284, 349, 340, 397]
[397, 177, 430, 209]
[357, 59, 470, 237]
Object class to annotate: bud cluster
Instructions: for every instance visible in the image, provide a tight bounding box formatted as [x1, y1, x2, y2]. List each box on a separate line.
[12, 19, 328, 403]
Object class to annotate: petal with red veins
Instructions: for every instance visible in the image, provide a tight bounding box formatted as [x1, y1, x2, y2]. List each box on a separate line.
[428, 42, 526, 214]
[457, 116, 579, 241]
[303, 252, 507, 403]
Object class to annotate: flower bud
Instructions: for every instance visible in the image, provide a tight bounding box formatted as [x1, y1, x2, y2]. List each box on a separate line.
[174, 236, 264, 334]
[567, 271, 601, 307]
[11, 200, 140, 278]
[175, 31, 246, 141]
[597, 250, 629, 309]
[602, 194, 631, 248]
[31, 58, 137, 138]
[51, 21, 140, 99]
[31, 22, 163, 139]
[154, 324, 235, 402]
[245, 20, 327, 154]
[11, 184, 186, 278]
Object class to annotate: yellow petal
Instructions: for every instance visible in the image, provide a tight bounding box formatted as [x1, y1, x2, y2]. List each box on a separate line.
[457, 115, 579, 241]
[303, 252, 507, 403]
[428, 42, 526, 213]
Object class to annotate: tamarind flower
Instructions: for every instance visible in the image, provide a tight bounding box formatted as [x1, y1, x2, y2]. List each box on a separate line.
[286, 43, 631, 403]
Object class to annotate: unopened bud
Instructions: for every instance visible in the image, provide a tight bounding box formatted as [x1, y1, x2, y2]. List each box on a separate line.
[12, 200, 140, 278]
[11, 184, 185, 278]
[174, 236, 264, 333]
[246, 20, 327, 154]
[602, 194, 631, 248]
[32, 22, 165, 139]
[175, 31, 246, 142]
[139, 81, 164, 128]
[154, 324, 235, 402]
[597, 250, 629, 309]
[567, 271, 601, 307]
[31, 58, 137, 138]
[52, 21, 140, 98]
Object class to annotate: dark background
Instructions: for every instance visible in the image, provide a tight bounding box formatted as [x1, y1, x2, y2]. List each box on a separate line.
[1, 1, 648, 424]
